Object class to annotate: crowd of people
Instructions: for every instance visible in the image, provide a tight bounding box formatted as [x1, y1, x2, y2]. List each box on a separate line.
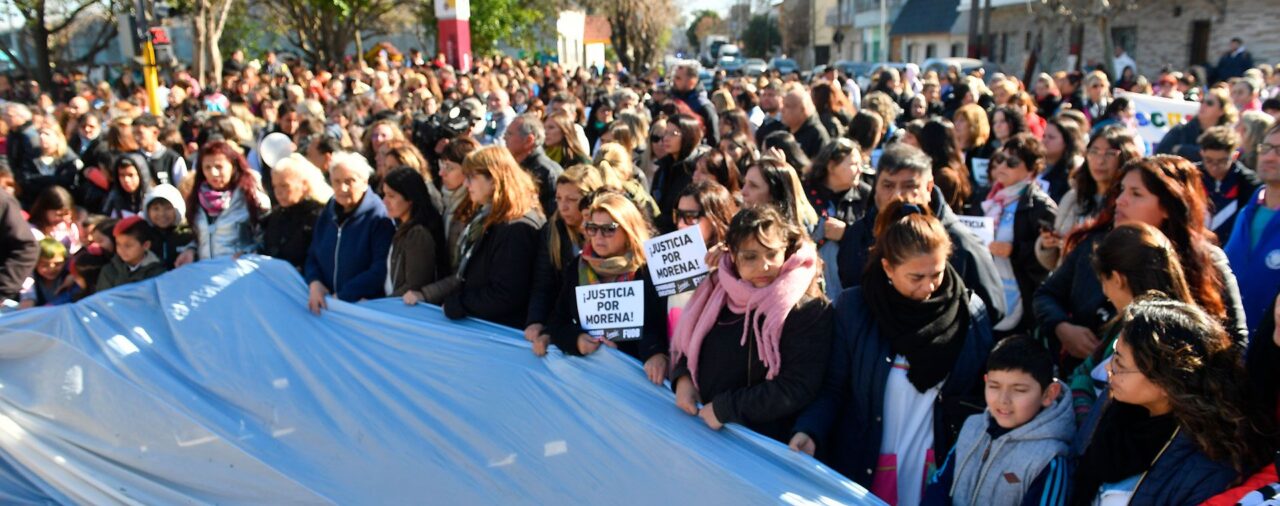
[1, 41, 1279, 505]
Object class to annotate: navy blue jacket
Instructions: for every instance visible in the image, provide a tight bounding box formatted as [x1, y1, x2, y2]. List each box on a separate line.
[836, 187, 1007, 324]
[1071, 395, 1237, 505]
[792, 286, 995, 486]
[304, 192, 396, 302]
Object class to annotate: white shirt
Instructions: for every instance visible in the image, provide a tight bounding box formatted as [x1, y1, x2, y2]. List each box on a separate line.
[877, 355, 941, 506]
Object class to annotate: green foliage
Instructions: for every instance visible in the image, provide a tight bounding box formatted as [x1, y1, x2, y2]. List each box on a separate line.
[741, 14, 779, 58]
[420, 0, 550, 55]
[684, 10, 720, 52]
[220, 2, 279, 57]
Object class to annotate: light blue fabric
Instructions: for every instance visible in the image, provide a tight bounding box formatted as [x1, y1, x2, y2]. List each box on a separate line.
[0, 256, 882, 505]
[813, 216, 845, 300]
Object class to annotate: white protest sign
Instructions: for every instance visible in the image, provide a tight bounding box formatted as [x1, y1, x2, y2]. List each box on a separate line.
[643, 227, 709, 296]
[956, 215, 995, 247]
[575, 280, 645, 341]
[1116, 90, 1201, 146]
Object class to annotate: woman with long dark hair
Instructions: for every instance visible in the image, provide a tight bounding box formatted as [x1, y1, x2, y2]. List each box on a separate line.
[740, 156, 818, 231]
[1038, 116, 1085, 202]
[812, 82, 854, 139]
[990, 106, 1028, 146]
[790, 200, 995, 503]
[1072, 297, 1273, 505]
[1035, 125, 1142, 269]
[652, 113, 706, 233]
[102, 154, 154, 218]
[915, 118, 974, 213]
[176, 141, 270, 266]
[692, 148, 742, 196]
[1067, 223, 1194, 420]
[671, 205, 831, 442]
[1034, 155, 1249, 368]
[383, 167, 449, 303]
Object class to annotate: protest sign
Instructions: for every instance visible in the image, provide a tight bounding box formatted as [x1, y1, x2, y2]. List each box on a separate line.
[643, 227, 709, 296]
[956, 215, 996, 246]
[1116, 90, 1201, 146]
[575, 280, 645, 341]
[971, 158, 991, 188]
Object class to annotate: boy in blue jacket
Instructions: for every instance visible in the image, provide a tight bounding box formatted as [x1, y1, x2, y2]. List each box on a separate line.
[924, 336, 1074, 506]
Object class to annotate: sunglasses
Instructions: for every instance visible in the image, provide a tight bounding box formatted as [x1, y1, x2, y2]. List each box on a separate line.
[675, 209, 704, 225]
[584, 222, 621, 237]
[991, 152, 1023, 168]
[650, 135, 663, 143]
[1203, 100, 1220, 107]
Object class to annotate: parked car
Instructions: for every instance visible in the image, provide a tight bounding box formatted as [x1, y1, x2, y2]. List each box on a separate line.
[923, 57, 981, 77]
[768, 57, 799, 76]
[742, 58, 767, 77]
[718, 56, 746, 75]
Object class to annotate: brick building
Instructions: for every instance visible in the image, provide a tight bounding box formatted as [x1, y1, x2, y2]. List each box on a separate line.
[964, 0, 1279, 79]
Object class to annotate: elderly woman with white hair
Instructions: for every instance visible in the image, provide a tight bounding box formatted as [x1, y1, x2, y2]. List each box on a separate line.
[264, 154, 332, 272]
[304, 152, 395, 313]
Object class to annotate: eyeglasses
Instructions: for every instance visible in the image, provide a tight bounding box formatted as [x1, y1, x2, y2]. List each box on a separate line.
[991, 152, 1023, 168]
[650, 135, 663, 143]
[1106, 358, 1141, 377]
[1201, 155, 1232, 168]
[675, 209, 704, 225]
[1087, 147, 1121, 159]
[1203, 100, 1220, 107]
[1259, 143, 1280, 156]
[584, 222, 621, 237]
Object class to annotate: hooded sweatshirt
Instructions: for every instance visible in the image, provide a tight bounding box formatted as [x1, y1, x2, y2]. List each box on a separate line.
[924, 380, 1075, 506]
[142, 184, 194, 269]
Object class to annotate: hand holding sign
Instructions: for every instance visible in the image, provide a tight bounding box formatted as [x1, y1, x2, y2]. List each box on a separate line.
[644, 228, 710, 296]
[955, 215, 996, 247]
[575, 280, 645, 342]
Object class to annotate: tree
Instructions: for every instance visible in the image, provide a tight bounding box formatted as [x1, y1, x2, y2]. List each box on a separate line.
[261, 0, 414, 67]
[780, 0, 810, 62]
[741, 14, 779, 58]
[190, 0, 236, 86]
[684, 10, 724, 53]
[585, 0, 674, 73]
[1028, 0, 1139, 78]
[0, 0, 120, 88]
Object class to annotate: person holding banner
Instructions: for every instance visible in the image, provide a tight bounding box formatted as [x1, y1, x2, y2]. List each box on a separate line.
[670, 205, 831, 442]
[542, 192, 669, 385]
[525, 165, 606, 349]
[980, 134, 1057, 336]
[789, 200, 993, 504]
[1155, 87, 1237, 163]
[441, 146, 546, 329]
[1035, 155, 1248, 368]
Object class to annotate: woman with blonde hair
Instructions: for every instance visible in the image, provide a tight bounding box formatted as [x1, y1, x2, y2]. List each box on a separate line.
[594, 142, 660, 219]
[524, 164, 607, 347]
[952, 103, 997, 191]
[441, 146, 547, 328]
[27, 120, 83, 205]
[264, 154, 331, 272]
[543, 110, 591, 167]
[538, 191, 669, 384]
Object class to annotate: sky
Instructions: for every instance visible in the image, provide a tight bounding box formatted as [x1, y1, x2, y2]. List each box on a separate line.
[681, 0, 741, 17]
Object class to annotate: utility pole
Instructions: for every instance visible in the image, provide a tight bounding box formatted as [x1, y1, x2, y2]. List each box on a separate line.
[134, 0, 160, 115]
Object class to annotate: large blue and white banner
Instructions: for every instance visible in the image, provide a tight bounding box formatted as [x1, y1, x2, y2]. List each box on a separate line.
[0, 256, 881, 505]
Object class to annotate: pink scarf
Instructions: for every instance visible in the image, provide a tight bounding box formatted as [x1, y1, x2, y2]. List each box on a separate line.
[981, 179, 1029, 219]
[670, 242, 819, 388]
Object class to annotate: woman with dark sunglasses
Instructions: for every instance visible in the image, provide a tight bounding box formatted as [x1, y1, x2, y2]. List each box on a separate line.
[539, 192, 670, 385]
[979, 134, 1057, 337]
[667, 181, 740, 341]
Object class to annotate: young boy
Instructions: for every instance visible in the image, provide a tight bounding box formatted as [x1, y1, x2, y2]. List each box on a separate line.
[142, 184, 193, 270]
[96, 216, 166, 292]
[923, 336, 1074, 506]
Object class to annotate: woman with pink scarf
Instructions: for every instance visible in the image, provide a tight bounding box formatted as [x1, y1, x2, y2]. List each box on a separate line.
[979, 134, 1057, 337]
[670, 205, 832, 443]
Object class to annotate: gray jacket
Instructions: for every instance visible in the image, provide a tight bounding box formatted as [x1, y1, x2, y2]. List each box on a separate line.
[193, 187, 271, 260]
[949, 381, 1074, 506]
